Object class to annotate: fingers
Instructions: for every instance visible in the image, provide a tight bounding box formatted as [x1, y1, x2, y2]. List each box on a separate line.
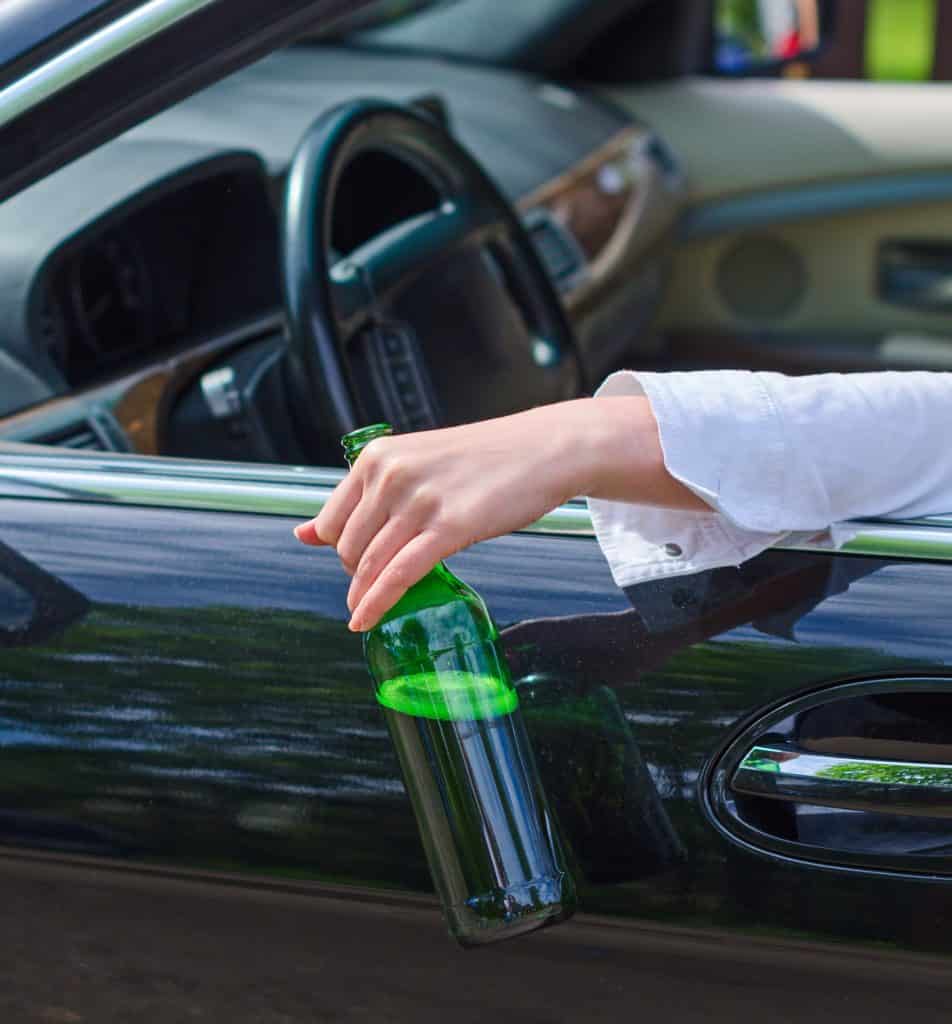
[334, 490, 390, 575]
[293, 520, 323, 545]
[349, 530, 445, 632]
[346, 514, 417, 613]
[293, 473, 361, 550]
[293, 436, 450, 629]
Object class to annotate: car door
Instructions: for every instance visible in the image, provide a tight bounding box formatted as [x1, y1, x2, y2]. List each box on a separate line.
[5, 448, 952, 1022]
[3, 3, 952, 1022]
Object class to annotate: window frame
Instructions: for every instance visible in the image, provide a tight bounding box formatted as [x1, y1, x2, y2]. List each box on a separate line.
[0, 444, 948, 562]
[0, 0, 380, 205]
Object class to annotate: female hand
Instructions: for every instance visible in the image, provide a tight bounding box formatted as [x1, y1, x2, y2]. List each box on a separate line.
[294, 396, 701, 631]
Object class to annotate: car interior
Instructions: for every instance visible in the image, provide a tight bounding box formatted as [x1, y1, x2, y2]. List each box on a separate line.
[3, 0, 952, 471]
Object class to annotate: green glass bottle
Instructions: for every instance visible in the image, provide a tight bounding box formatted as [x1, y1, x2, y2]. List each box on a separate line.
[342, 423, 576, 947]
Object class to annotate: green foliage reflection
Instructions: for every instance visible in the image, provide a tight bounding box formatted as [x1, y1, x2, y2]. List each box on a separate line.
[817, 761, 952, 787]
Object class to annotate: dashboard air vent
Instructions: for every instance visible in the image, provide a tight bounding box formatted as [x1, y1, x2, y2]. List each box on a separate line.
[523, 209, 587, 292]
[49, 423, 105, 451]
[37, 407, 130, 453]
[644, 134, 682, 185]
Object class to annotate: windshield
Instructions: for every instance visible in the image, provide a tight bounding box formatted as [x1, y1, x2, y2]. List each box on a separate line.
[320, 0, 588, 64]
[310, 0, 461, 36]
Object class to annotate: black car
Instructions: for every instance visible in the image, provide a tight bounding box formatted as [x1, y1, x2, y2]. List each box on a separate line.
[1, 1, 951, 1020]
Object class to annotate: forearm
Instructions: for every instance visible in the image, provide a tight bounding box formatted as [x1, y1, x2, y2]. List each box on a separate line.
[296, 367, 952, 626]
[488, 397, 709, 510]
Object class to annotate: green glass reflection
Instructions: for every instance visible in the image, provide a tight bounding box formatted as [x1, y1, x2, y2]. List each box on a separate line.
[377, 671, 518, 721]
[739, 751, 783, 774]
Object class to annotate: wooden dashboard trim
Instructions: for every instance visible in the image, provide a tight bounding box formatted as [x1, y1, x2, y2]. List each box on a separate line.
[518, 125, 682, 316]
[518, 126, 644, 214]
[112, 316, 283, 454]
[0, 313, 284, 454]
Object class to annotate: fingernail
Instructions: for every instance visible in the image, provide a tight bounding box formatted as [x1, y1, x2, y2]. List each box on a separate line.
[348, 616, 363, 632]
[293, 525, 303, 538]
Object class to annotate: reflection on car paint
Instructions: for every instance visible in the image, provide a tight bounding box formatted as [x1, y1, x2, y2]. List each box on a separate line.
[1, 501, 952, 954]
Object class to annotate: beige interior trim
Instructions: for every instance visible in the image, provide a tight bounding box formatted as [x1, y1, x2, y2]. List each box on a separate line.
[604, 77, 952, 342]
[657, 198, 952, 338]
[606, 77, 952, 204]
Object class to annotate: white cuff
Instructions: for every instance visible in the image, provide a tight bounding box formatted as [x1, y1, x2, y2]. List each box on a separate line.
[588, 370, 791, 588]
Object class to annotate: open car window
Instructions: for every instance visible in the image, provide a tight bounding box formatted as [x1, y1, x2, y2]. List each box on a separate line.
[0, 0, 631, 466]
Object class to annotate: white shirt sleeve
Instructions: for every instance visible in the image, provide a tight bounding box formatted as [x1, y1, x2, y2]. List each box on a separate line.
[587, 369, 952, 588]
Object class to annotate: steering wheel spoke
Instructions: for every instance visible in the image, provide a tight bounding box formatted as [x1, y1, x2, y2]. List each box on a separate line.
[328, 258, 374, 338]
[346, 200, 494, 306]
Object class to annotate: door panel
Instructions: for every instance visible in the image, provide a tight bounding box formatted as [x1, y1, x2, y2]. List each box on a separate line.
[0, 499, 626, 893]
[659, 198, 952, 344]
[5, 853, 952, 1024]
[608, 79, 952, 206]
[3, 494, 952, 1018]
[609, 77, 952, 370]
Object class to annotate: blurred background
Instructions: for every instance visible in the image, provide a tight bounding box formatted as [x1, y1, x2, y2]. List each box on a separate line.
[715, 0, 952, 81]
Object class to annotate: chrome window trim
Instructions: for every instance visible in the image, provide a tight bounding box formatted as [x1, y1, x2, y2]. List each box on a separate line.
[0, 446, 950, 559]
[0, 0, 219, 130]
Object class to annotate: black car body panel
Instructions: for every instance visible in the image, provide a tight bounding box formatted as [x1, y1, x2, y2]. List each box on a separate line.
[3, 493, 952, 1019]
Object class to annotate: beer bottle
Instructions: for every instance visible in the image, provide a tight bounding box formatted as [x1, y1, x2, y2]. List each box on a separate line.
[343, 423, 575, 946]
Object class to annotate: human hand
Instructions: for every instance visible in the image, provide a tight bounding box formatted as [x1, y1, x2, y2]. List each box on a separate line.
[294, 396, 699, 631]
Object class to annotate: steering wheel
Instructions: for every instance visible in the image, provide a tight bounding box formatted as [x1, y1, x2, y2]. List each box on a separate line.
[281, 98, 582, 449]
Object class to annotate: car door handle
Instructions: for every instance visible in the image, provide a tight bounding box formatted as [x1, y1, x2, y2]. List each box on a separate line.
[707, 680, 952, 875]
[732, 744, 952, 818]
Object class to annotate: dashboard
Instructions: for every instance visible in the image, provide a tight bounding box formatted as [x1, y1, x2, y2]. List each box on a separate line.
[0, 45, 684, 456]
[39, 165, 280, 389]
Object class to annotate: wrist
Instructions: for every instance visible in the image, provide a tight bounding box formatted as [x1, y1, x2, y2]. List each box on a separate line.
[528, 397, 651, 503]
[569, 396, 658, 502]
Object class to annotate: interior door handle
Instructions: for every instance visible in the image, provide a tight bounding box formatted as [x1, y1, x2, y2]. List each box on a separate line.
[732, 744, 952, 818]
[879, 240, 952, 311]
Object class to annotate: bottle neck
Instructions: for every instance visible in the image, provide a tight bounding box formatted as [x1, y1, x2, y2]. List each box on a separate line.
[341, 423, 449, 610]
[342, 423, 393, 467]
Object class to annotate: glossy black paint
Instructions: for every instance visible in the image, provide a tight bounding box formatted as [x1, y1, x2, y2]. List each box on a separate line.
[2, 495, 952, 1022]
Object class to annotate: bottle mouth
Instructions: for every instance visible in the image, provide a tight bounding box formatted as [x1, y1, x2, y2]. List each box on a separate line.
[341, 423, 393, 465]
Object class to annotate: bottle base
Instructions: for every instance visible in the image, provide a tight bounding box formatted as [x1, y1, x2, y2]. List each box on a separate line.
[446, 873, 576, 949]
